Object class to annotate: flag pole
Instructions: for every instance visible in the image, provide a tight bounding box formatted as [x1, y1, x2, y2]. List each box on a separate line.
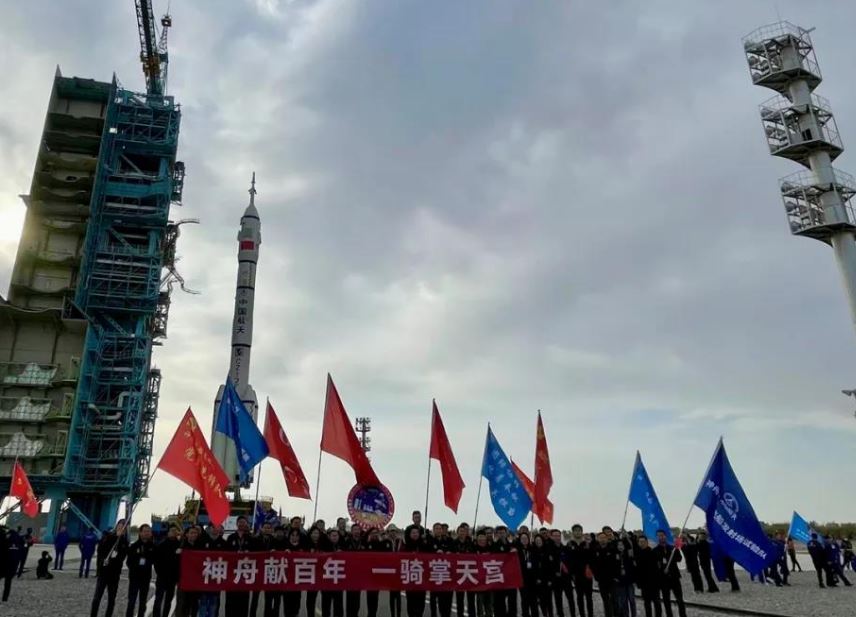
[472, 473, 484, 530]
[620, 451, 638, 531]
[424, 402, 434, 524]
[666, 437, 723, 571]
[313, 376, 332, 523]
[252, 459, 264, 531]
[473, 424, 489, 529]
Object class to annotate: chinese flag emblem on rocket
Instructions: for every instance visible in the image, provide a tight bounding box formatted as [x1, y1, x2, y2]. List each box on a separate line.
[11, 461, 39, 517]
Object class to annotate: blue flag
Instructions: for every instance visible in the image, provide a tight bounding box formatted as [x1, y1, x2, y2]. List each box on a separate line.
[693, 439, 776, 575]
[215, 377, 269, 483]
[481, 427, 532, 529]
[253, 501, 265, 532]
[628, 451, 673, 543]
[788, 511, 821, 545]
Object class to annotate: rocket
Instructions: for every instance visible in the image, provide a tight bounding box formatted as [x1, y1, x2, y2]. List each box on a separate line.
[211, 173, 262, 489]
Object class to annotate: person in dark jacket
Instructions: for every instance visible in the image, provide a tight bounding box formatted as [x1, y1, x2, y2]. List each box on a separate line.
[322, 529, 345, 617]
[36, 550, 54, 579]
[17, 528, 33, 578]
[451, 525, 475, 617]
[517, 533, 539, 617]
[531, 535, 553, 617]
[278, 528, 304, 617]
[474, 530, 495, 617]
[175, 526, 206, 617]
[825, 536, 852, 587]
[807, 533, 828, 588]
[694, 531, 718, 593]
[548, 530, 574, 617]
[90, 519, 130, 617]
[403, 526, 428, 617]
[387, 527, 405, 617]
[567, 525, 593, 617]
[634, 537, 661, 617]
[345, 525, 366, 617]
[54, 526, 70, 571]
[198, 524, 226, 617]
[125, 523, 156, 617]
[493, 526, 518, 617]
[365, 527, 388, 617]
[305, 526, 326, 617]
[651, 531, 685, 617]
[80, 529, 99, 578]
[679, 534, 703, 593]
[225, 516, 256, 616]
[612, 539, 635, 617]
[2, 528, 21, 601]
[590, 533, 616, 617]
[152, 525, 181, 617]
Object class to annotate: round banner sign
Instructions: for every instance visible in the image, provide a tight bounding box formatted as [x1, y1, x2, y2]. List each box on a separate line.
[347, 483, 395, 530]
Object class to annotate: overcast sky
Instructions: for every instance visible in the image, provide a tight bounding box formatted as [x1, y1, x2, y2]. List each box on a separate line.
[2, 0, 856, 530]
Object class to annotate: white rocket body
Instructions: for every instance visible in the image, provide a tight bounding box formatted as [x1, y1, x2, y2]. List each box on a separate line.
[212, 178, 262, 490]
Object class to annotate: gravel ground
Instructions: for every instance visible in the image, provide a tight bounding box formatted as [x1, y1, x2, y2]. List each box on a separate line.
[3, 546, 854, 617]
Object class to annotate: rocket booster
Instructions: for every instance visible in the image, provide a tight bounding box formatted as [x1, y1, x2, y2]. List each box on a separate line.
[211, 173, 262, 489]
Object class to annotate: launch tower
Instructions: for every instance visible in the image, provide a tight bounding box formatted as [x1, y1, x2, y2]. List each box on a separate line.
[0, 3, 184, 538]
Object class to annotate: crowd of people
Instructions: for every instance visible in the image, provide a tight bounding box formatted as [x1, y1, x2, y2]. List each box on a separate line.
[0, 510, 855, 617]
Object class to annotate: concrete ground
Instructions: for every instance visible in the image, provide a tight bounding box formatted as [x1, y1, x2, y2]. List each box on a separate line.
[2, 545, 854, 617]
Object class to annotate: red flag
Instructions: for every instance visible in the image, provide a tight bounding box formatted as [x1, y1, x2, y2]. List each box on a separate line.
[157, 408, 230, 527]
[264, 401, 311, 499]
[320, 374, 380, 486]
[533, 412, 554, 524]
[511, 459, 554, 525]
[429, 401, 465, 513]
[10, 461, 38, 517]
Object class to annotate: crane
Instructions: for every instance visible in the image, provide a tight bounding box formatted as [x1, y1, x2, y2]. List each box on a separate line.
[134, 0, 171, 96]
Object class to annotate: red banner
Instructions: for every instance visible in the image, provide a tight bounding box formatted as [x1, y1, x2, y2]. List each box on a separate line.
[179, 551, 522, 592]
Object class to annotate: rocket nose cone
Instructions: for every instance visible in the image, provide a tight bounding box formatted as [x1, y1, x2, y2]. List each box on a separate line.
[243, 201, 260, 220]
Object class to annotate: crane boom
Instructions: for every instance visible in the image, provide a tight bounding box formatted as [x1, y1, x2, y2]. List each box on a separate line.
[134, 0, 169, 96]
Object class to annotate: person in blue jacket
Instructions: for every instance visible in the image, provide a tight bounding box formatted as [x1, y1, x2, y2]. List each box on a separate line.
[79, 528, 99, 578]
[54, 526, 70, 571]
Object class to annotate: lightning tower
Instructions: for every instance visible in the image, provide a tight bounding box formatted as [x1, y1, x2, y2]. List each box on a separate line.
[744, 22, 856, 329]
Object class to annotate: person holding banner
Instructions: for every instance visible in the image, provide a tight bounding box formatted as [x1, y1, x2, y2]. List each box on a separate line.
[452, 524, 476, 617]
[224, 516, 256, 615]
[305, 526, 325, 617]
[321, 529, 345, 617]
[152, 525, 181, 617]
[403, 526, 429, 617]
